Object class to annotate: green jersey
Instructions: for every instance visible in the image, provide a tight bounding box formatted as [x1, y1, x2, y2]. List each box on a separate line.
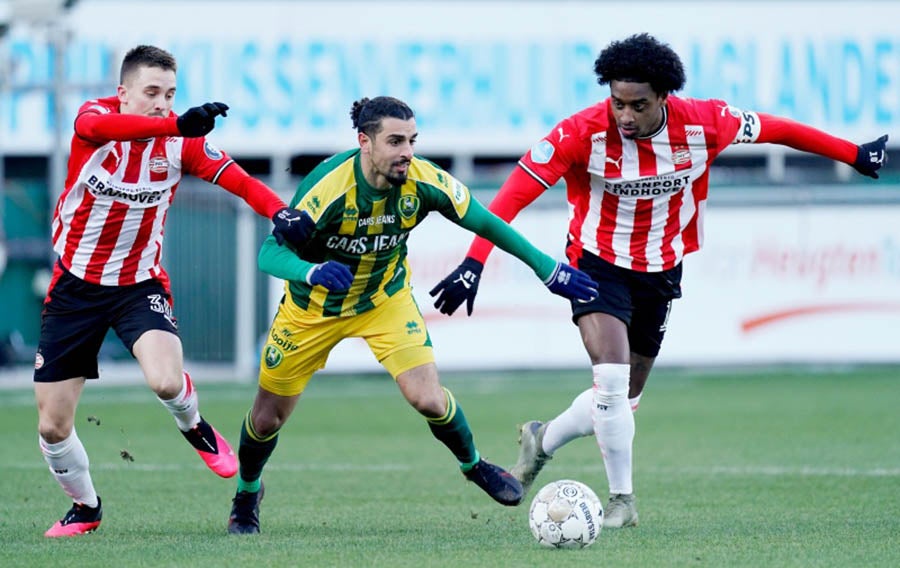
[259, 149, 557, 318]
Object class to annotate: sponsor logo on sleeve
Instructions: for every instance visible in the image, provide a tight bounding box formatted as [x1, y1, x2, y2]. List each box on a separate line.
[203, 141, 224, 160]
[530, 140, 555, 164]
[726, 106, 761, 144]
[452, 180, 468, 205]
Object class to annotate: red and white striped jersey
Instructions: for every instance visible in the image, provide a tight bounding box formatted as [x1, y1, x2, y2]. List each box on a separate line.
[52, 96, 236, 286]
[518, 96, 758, 272]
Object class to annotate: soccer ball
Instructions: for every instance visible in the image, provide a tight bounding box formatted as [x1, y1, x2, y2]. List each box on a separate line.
[528, 479, 603, 549]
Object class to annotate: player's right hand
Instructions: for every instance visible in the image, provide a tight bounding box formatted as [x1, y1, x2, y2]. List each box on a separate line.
[853, 134, 888, 179]
[429, 257, 484, 316]
[176, 102, 229, 137]
[543, 262, 599, 303]
[307, 261, 353, 291]
[272, 207, 315, 248]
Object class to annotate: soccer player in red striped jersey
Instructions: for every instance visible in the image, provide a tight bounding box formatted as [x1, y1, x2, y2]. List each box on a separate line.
[430, 33, 889, 528]
[34, 45, 308, 538]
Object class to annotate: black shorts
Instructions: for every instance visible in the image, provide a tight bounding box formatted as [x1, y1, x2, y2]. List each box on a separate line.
[571, 251, 682, 358]
[34, 262, 179, 382]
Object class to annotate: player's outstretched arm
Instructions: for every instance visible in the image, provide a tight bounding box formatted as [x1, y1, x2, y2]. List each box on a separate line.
[75, 101, 229, 143]
[449, 199, 598, 305]
[751, 114, 889, 178]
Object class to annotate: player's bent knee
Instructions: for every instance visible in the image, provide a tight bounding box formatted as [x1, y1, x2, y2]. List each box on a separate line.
[409, 390, 447, 417]
[149, 377, 183, 400]
[38, 419, 73, 443]
[592, 363, 630, 407]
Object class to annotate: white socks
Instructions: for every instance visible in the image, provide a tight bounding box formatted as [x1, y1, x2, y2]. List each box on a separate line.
[591, 363, 634, 495]
[535, 366, 642, 495]
[40, 429, 99, 508]
[630, 392, 643, 412]
[542, 388, 594, 455]
[157, 371, 200, 432]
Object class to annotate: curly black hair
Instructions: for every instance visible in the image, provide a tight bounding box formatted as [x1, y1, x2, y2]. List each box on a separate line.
[350, 96, 415, 137]
[593, 33, 686, 96]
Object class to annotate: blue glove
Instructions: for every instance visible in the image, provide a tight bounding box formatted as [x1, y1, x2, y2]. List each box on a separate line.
[429, 258, 484, 316]
[307, 261, 353, 291]
[853, 134, 888, 179]
[272, 207, 315, 248]
[175, 102, 228, 137]
[543, 262, 599, 302]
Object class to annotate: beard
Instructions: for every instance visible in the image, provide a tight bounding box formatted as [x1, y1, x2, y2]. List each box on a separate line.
[385, 172, 408, 186]
[384, 161, 410, 186]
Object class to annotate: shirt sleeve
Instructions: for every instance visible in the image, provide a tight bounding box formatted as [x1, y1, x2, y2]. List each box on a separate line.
[755, 114, 858, 163]
[214, 162, 287, 219]
[517, 116, 585, 189]
[454, 197, 557, 281]
[465, 166, 547, 263]
[74, 111, 180, 143]
[257, 234, 317, 282]
[716, 101, 857, 163]
[181, 139, 286, 219]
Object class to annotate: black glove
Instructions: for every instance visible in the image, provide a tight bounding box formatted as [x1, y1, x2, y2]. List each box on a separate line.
[543, 262, 599, 302]
[853, 134, 888, 179]
[272, 207, 315, 248]
[175, 102, 229, 137]
[307, 261, 354, 291]
[429, 258, 484, 316]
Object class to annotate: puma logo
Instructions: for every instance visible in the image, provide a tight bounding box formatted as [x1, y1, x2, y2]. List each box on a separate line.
[605, 155, 623, 169]
[557, 127, 570, 142]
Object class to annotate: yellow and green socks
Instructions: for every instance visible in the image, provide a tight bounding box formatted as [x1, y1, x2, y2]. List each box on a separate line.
[236, 410, 279, 493]
[426, 387, 479, 469]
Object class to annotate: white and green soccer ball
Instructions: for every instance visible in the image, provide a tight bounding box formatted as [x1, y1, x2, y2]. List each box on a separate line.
[528, 479, 603, 549]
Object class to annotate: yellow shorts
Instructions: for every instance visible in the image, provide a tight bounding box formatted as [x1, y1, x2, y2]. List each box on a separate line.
[258, 287, 434, 396]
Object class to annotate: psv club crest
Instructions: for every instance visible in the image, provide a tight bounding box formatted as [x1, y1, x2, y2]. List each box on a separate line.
[148, 156, 169, 174]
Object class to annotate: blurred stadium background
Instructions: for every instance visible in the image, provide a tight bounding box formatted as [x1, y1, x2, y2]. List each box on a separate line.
[2, 0, 900, 386]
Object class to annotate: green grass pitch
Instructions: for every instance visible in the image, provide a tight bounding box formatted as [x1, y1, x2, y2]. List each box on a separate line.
[2, 367, 898, 567]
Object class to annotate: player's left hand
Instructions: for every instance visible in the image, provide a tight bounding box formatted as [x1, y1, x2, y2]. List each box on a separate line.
[176, 102, 229, 137]
[853, 134, 889, 179]
[543, 262, 599, 303]
[272, 207, 315, 248]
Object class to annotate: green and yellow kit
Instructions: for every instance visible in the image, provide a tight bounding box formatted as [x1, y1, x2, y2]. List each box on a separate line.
[256, 149, 558, 395]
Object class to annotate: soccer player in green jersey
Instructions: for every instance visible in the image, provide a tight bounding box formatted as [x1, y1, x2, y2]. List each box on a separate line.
[227, 96, 599, 534]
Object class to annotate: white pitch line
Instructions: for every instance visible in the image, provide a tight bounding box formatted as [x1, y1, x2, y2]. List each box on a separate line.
[3, 462, 898, 476]
[557, 464, 900, 477]
[2, 462, 412, 472]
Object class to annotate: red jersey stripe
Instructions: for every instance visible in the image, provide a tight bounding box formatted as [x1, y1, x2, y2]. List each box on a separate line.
[629, 198, 654, 271]
[121, 141, 146, 184]
[83, 200, 129, 282]
[636, 138, 658, 177]
[61, 190, 96, 268]
[119, 206, 159, 285]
